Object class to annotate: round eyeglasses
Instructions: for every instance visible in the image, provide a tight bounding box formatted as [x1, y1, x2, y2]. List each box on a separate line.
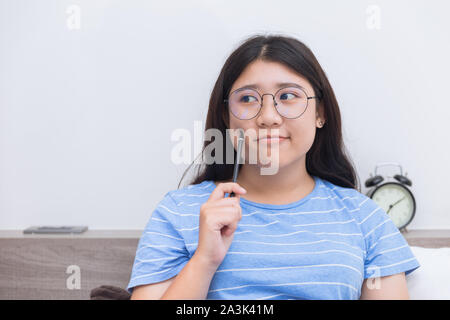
[224, 86, 319, 120]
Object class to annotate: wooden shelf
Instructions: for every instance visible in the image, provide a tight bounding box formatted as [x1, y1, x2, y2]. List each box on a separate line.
[0, 230, 141, 300]
[401, 229, 450, 248]
[0, 229, 143, 239]
[1, 229, 449, 299]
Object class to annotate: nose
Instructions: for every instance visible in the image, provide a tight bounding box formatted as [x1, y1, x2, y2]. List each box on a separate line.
[256, 94, 283, 127]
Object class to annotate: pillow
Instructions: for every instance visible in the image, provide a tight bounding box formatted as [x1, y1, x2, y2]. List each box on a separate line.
[406, 246, 450, 299]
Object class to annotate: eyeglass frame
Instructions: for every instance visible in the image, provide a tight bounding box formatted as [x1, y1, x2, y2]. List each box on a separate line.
[223, 85, 320, 120]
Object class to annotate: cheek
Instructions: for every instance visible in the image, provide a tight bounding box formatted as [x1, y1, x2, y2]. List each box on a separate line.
[228, 118, 253, 148]
[228, 113, 249, 132]
[289, 124, 317, 153]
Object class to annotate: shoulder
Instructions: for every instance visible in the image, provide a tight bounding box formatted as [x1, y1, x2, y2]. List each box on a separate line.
[318, 178, 365, 209]
[144, 180, 214, 230]
[166, 180, 215, 205]
[319, 178, 405, 253]
[153, 180, 214, 216]
[318, 178, 383, 224]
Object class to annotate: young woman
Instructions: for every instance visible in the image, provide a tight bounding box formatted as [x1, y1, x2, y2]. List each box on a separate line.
[127, 34, 420, 300]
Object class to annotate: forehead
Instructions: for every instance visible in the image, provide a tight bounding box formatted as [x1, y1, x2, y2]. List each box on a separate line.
[230, 60, 312, 93]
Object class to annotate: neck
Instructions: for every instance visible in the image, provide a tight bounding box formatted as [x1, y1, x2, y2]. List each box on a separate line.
[235, 156, 315, 201]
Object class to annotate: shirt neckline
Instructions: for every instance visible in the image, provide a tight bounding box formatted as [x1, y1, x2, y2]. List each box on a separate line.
[203, 175, 322, 210]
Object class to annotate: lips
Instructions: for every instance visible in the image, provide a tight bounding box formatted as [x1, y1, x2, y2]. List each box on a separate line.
[256, 135, 289, 141]
[255, 136, 290, 145]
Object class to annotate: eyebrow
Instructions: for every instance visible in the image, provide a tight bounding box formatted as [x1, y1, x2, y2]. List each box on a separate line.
[236, 82, 306, 91]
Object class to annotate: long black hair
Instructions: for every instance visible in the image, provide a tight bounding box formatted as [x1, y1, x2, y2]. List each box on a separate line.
[178, 33, 360, 192]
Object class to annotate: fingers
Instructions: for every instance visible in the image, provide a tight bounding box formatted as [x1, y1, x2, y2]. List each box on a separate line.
[208, 196, 241, 208]
[200, 182, 244, 239]
[200, 204, 242, 232]
[221, 221, 239, 237]
[209, 182, 246, 201]
[204, 197, 242, 218]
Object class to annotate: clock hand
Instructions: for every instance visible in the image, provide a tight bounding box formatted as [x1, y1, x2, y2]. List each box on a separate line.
[387, 196, 406, 213]
[392, 196, 406, 207]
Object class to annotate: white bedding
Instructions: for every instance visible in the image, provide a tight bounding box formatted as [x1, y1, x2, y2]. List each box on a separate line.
[406, 246, 450, 299]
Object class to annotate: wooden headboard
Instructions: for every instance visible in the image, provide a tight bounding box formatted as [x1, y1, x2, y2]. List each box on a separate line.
[0, 229, 449, 300]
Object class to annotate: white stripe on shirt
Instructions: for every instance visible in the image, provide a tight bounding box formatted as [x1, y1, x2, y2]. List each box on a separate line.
[209, 281, 359, 294]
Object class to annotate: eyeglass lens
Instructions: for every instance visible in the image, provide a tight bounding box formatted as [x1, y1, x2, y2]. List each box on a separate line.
[228, 87, 309, 120]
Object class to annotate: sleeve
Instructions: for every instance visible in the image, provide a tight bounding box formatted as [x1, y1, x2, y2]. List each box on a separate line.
[356, 194, 421, 279]
[126, 192, 191, 294]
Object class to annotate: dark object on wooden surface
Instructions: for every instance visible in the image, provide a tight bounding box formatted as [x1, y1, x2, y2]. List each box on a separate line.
[90, 285, 131, 300]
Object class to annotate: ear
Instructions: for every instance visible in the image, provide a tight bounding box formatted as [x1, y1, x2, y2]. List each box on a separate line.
[315, 101, 326, 128]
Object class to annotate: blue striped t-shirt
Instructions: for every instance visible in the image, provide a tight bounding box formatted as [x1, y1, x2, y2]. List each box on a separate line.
[127, 175, 420, 299]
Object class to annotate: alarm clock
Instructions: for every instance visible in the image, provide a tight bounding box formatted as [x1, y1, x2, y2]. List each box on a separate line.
[365, 162, 416, 231]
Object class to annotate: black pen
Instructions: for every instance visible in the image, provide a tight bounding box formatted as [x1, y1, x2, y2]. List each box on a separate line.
[230, 129, 244, 197]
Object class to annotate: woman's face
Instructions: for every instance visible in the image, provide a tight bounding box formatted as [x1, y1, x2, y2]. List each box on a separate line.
[227, 59, 324, 172]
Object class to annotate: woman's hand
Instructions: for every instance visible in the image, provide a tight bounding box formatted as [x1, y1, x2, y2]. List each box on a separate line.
[194, 182, 247, 269]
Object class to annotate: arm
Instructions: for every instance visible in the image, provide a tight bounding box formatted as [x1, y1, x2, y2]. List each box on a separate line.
[131, 253, 218, 300]
[131, 183, 245, 300]
[131, 277, 175, 300]
[359, 272, 410, 300]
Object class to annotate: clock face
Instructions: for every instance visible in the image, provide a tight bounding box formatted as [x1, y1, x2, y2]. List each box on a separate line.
[371, 183, 415, 229]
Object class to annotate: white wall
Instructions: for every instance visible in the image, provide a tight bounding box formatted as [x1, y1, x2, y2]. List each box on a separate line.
[1, 0, 449, 230]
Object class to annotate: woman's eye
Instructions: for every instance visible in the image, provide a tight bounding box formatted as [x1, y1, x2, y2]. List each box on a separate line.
[280, 93, 296, 100]
[240, 95, 257, 103]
